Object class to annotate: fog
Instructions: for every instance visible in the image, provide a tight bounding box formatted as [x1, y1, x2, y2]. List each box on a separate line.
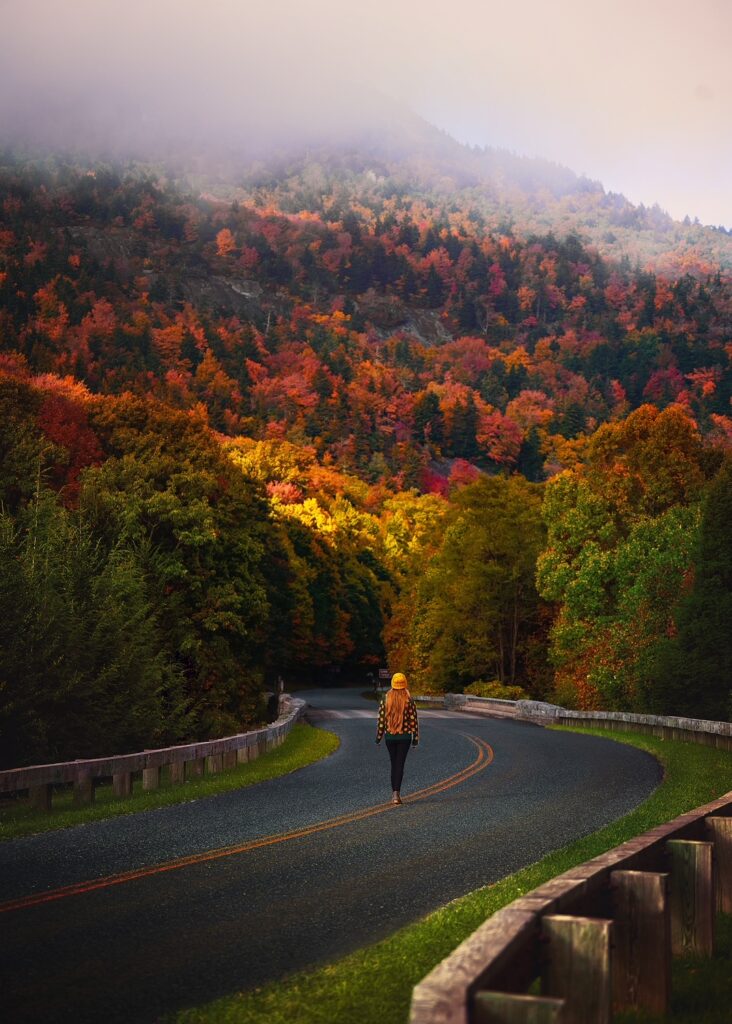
[1, 0, 730, 226]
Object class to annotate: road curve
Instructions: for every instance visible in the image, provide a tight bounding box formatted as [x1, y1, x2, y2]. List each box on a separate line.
[0, 687, 661, 1023]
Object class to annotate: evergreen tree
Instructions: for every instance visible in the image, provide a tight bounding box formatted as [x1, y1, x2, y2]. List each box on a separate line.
[400, 265, 418, 300]
[517, 426, 545, 482]
[425, 265, 445, 307]
[558, 401, 587, 438]
[412, 391, 445, 448]
[421, 228, 439, 255]
[457, 295, 479, 330]
[448, 395, 479, 459]
[645, 457, 732, 719]
[0, 490, 187, 767]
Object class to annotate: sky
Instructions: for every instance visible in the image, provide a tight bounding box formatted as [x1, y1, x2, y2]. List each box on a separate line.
[1, 0, 730, 227]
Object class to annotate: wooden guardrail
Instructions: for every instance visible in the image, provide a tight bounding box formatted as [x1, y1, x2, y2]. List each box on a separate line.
[411, 697, 732, 1023]
[410, 789, 732, 1024]
[0, 696, 306, 812]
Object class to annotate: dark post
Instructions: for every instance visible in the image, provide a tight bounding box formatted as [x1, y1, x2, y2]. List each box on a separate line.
[74, 772, 94, 806]
[113, 771, 132, 798]
[667, 839, 715, 955]
[705, 816, 732, 912]
[610, 869, 670, 1015]
[29, 783, 52, 813]
[142, 766, 160, 791]
[541, 915, 612, 1024]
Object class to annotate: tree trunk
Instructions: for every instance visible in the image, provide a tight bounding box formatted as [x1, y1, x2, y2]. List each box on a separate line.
[510, 587, 520, 685]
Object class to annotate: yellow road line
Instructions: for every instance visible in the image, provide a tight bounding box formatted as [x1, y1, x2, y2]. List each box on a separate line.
[0, 733, 493, 915]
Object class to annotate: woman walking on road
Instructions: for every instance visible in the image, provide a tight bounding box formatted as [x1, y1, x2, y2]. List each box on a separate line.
[375, 672, 419, 804]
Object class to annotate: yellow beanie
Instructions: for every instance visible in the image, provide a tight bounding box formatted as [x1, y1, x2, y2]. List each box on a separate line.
[391, 672, 408, 689]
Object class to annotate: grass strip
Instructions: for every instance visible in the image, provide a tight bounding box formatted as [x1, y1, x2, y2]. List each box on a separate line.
[615, 914, 732, 1023]
[0, 723, 339, 842]
[172, 726, 732, 1024]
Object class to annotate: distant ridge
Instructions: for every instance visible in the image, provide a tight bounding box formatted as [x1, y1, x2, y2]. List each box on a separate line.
[2, 81, 730, 270]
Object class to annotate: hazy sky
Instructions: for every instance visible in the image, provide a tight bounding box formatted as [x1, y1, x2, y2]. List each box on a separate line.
[2, 0, 730, 226]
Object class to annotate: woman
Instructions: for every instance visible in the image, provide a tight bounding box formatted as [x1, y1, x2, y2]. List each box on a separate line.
[375, 672, 419, 804]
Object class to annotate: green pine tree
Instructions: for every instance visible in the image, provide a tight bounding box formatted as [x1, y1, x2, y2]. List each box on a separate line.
[643, 457, 732, 719]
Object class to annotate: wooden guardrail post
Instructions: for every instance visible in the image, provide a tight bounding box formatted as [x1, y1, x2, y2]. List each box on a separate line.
[186, 758, 205, 779]
[666, 839, 715, 955]
[473, 992, 565, 1023]
[705, 816, 732, 912]
[610, 870, 670, 1015]
[223, 751, 237, 770]
[169, 761, 185, 785]
[29, 783, 52, 812]
[540, 915, 612, 1024]
[205, 753, 223, 774]
[236, 745, 250, 764]
[113, 771, 132, 798]
[142, 766, 160, 791]
[74, 772, 94, 805]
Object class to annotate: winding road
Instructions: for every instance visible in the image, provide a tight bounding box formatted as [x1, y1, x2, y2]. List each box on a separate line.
[0, 687, 661, 1023]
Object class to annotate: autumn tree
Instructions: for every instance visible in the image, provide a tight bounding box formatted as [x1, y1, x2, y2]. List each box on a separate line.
[407, 476, 548, 692]
[84, 396, 276, 735]
[536, 404, 712, 709]
[215, 228, 237, 258]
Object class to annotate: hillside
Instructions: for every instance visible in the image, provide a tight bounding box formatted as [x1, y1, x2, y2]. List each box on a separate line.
[1, 152, 730, 489]
[215, 120, 732, 273]
[1, 140, 730, 767]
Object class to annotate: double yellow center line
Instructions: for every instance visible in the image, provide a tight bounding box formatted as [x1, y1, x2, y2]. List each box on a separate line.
[1, 733, 493, 914]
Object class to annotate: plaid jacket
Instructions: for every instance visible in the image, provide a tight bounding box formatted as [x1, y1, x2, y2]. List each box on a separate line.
[376, 696, 419, 744]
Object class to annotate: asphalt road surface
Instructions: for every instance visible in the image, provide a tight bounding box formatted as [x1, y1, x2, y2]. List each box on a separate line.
[0, 687, 661, 1023]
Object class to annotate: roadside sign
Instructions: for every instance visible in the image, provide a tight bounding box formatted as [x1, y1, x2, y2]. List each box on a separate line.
[378, 669, 390, 680]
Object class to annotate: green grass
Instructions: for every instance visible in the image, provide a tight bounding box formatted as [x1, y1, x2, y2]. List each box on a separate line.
[172, 726, 732, 1024]
[615, 914, 732, 1024]
[0, 723, 339, 842]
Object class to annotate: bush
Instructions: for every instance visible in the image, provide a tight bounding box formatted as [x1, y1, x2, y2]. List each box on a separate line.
[464, 680, 529, 700]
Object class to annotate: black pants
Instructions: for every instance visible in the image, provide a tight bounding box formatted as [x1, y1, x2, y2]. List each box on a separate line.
[385, 736, 412, 791]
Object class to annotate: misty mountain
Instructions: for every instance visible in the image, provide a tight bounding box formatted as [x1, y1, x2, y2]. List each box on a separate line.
[202, 109, 732, 273]
[3, 71, 590, 196]
[4, 41, 730, 273]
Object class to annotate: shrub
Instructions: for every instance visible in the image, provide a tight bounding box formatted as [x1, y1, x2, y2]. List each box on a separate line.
[464, 680, 529, 700]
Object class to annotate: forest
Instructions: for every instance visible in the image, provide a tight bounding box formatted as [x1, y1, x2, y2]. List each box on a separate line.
[0, 152, 730, 768]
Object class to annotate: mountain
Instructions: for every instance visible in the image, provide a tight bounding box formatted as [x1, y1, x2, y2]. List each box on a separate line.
[171, 105, 732, 273]
[1, 139, 730, 485]
[5, 90, 731, 273]
[1, 118, 731, 757]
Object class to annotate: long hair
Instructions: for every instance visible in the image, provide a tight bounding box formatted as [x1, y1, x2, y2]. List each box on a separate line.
[385, 687, 410, 733]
